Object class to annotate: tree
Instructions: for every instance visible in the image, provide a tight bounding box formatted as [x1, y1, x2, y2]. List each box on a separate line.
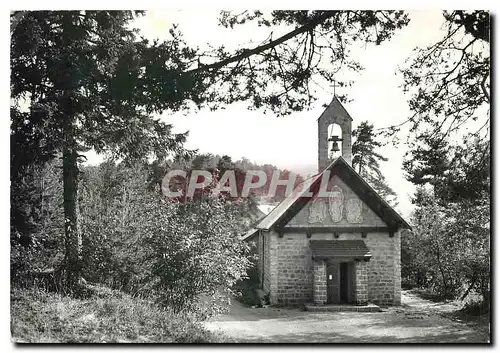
[405, 182, 490, 303]
[11, 160, 64, 285]
[11, 11, 190, 290]
[390, 11, 489, 146]
[403, 136, 490, 304]
[404, 134, 490, 205]
[351, 121, 398, 207]
[408, 197, 461, 299]
[11, 10, 409, 291]
[143, 194, 252, 317]
[197, 11, 409, 114]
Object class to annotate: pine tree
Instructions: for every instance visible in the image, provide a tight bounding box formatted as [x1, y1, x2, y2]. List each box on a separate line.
[11, 11, 191, 290]
[352, 121, 398, 207]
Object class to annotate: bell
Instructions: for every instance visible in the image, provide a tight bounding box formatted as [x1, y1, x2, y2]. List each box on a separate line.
[329, 142, 340, 159]
[330, 142, 340, 153]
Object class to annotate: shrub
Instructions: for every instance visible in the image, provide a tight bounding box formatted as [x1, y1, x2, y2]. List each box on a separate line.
[79, 161, 252, 318]
[11, 161, 64, 286]
[11, 286, 221, 343]
[234, 265, 262, 307]
[141, 195, 252, 318]
[461, 296, 490, 316]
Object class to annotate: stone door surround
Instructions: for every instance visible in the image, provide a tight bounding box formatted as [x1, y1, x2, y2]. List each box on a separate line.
[313, 258, 369, 306]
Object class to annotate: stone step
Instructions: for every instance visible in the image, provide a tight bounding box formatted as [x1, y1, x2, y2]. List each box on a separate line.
[304, 303, 380, 312]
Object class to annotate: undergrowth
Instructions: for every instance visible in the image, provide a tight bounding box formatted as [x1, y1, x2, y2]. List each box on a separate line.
[11, 286, 223, 343]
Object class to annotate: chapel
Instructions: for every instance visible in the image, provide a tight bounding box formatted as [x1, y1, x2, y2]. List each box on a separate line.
[242, 95, 410, 308]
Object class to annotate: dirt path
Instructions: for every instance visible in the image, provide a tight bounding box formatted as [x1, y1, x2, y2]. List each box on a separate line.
[204, 290, 490, 343]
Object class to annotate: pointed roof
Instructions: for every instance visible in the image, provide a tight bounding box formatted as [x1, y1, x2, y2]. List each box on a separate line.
[317, 95, 353, 121]
[241, 156, 410, 240]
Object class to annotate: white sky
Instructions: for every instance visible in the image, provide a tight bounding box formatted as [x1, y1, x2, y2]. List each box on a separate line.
[86, 9, 451, 219]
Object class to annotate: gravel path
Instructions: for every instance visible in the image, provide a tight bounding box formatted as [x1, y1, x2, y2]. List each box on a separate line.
[204, 290, 490, 343]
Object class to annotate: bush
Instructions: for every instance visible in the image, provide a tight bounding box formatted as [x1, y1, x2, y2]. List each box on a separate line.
[11, 286, 221, 343]
[234, 265, 262, 307]
[403, 190, 490, 301]
[11, 161, 64, 286]
[79, 161, 252, 318]
[142, 195, 252, 317]
[461, 296, 490, 316]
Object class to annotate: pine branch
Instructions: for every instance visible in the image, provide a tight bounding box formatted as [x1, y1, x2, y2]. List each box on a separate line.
[185, 11, 337, 75]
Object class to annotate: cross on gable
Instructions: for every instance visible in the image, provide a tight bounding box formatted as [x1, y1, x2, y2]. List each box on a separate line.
[330, 80, 338, 95]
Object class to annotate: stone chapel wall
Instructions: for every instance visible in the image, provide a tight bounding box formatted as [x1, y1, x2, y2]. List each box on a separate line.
[275, 232, 314, 306]
[260, 173, 402, 306]
[269, 231, 400, 306]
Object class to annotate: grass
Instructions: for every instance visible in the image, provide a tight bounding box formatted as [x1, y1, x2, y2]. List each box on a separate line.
[11, 285, 224, 343]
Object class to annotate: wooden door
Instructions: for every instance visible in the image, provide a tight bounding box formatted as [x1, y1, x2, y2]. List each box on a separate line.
[339, 262, 349, 303]
[326, 263, 339, 304]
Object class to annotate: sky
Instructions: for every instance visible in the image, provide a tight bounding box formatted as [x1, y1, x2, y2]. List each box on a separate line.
[84, 10, 450, 219]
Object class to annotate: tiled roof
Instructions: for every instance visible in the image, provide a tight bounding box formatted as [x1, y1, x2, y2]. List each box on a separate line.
[310, 240, 371, 260]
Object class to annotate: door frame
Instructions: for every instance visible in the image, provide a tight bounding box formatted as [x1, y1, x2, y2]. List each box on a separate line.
[326, 260, 355, 304]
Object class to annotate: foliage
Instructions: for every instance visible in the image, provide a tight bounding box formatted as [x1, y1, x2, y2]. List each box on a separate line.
[395, 10, 490, 306]
[234, 265, 262, 307]
[393, 11, 489, 144]
[141, 192, 252, 317]
[404, 185, 490, 303]
[159, 153, 305, 202]
[78, 161, 149, 291]
[10, 10, 197, 288]
[201, 10, 409, 114]
[404, 135, 490, 205]
[11, 286, 221, 343]
[10, 11, 190, 160]
[405, 193, 459, 298]
[351, 121, 398, 207]
[11, 160, 65, 285]
[11, 10, 409, 289]
[78, 160, 252, 317]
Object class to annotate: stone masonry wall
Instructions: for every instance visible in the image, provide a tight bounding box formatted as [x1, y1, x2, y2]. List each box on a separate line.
[393, 230, 402, 305]
[355, 261, 368, 305]
[260, 172, 402, 306]
[265, 231, 401, 306]
[318, 98, 352, 170]
[268, 231, 279, 304]
[337, 232, 400, 306]
[313, 260, 327, 305]
[275, 232, 314, 306]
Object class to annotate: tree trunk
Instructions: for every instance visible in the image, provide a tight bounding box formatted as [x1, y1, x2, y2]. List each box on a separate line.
[435, 244, 448, 299]
[60, 13, 82, 293]
[460, 279, 476, 301]
[62, 135, 80, 291]
[358, 151, 364, 175]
